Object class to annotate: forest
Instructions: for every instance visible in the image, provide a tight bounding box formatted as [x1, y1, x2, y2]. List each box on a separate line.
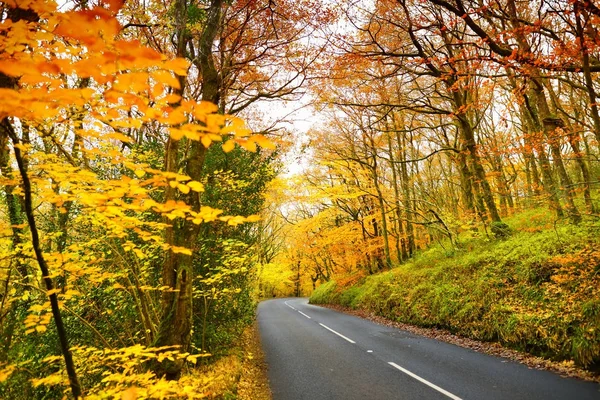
[0, 0, 599, 398]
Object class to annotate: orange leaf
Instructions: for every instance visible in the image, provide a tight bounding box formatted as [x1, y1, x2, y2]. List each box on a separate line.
[163, 58, 190, 76]
[151, 70, 181, 90]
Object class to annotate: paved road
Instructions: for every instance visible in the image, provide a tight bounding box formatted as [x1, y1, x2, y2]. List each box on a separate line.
[257, 298, 600, 400]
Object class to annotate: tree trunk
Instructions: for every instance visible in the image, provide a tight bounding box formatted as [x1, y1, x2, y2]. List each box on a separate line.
[457, 149, 476, 217]
[367, 133, 391, 268]
[507, 0, 580, 223]
[153, 0, 222, 378]
[546, 81, 596, 214]
[575, 5, 600, 146]
[537, 94, 581, 224]
[400, 134, 415, 256]
[522, 91, 565, 218]
[386, 125, 405, 262]
[453, 104, 502, 223]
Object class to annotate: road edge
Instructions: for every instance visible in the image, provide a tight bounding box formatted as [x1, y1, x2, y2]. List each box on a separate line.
[235, 319, 273, 400]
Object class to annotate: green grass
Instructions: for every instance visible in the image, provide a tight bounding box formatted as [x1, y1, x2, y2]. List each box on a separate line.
[310, 209, 600, 368]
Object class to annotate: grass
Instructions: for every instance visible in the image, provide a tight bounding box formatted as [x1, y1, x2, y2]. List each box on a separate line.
[310, 209, 600, 368]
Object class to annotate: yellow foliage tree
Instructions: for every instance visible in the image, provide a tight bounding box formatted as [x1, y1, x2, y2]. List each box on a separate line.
[0, 0, 270, 397]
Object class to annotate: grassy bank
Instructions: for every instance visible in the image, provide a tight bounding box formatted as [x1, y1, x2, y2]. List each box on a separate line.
[310, 210, 600, 369]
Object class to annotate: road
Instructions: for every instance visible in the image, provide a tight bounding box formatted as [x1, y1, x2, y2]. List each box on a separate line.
[257, 298, 600, 400]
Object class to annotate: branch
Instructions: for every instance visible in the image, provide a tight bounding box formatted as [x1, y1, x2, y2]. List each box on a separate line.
[426, 0, 600, 72]
[2, 118, 82, 399]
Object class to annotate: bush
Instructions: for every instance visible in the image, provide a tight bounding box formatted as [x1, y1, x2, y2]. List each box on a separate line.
[491, 221, 511, 239]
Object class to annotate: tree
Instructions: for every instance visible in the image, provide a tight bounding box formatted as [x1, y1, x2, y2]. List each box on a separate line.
[0, 0, 270, 396]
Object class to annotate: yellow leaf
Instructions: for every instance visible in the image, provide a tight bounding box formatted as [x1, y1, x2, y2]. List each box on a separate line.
[193, 101, 219, 118]
[171, 246, 192, 255]
[165, 93, 182, 103]
[105, 132, 134, 143]
[186, 355, 199, 364]
[240, 140, 257, 152]
[0, 60, 22, 77]
[169, 128, 185, 140]
[175, 174, 191, 182]
[246, 215, 261, 222]
[30, 304, 45, 313]
[134, 169, 145, 178]
[253, 134, 276, 150]
[0, 364, 16, 383]
[151, 70, 181, 90]
[177, 184, 190, 194]
[35, 325, 47, 333]
[187, 181, 204, 192]
[165, 108, 187, 125]
[133, 248, 146, 259]
[169, 180, 178, 188]
[201, 135, 212, 148]
[222, 140, 235, 152]
[121, 387, 138, 400]
[151, 82, 165, 99]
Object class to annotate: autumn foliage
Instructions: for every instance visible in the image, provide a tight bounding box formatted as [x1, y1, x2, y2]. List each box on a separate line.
[0, 0, 274, 398]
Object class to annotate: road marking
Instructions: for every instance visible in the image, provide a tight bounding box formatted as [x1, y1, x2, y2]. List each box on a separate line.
[298, 311, 311, 319]
[388, 362, 462, 400]
[284, 301, 296, 311]
[367, 350, 373, 353]
[319, 323, 356, 344]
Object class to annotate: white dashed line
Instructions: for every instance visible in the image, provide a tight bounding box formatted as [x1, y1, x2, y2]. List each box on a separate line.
[319, 323, 356, 344]
[388, 362, 462, 400]
[282, 300, 461, 399]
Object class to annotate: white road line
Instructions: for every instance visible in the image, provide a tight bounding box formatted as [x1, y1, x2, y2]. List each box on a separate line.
[388, 362, 462, 400]
[298, 311, 311, 319]
[284, 301, 296, 311]
[318, 323, 356, 344]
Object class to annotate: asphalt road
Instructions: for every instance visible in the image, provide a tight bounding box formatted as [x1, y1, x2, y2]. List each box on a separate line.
[257, 297, 600, 400]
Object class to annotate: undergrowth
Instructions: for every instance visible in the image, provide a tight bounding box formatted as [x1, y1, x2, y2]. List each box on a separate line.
[310, 209, 600, 369]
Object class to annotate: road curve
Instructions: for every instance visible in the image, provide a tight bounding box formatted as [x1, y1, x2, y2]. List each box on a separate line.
[257, 297, 600, 400]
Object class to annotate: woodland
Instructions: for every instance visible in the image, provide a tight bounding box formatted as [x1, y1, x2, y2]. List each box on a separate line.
[0, 0, 599, 398]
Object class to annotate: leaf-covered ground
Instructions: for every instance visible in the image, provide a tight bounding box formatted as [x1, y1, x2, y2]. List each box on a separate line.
[235, 322, 271, 400]
[201, 322, 271, 399]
